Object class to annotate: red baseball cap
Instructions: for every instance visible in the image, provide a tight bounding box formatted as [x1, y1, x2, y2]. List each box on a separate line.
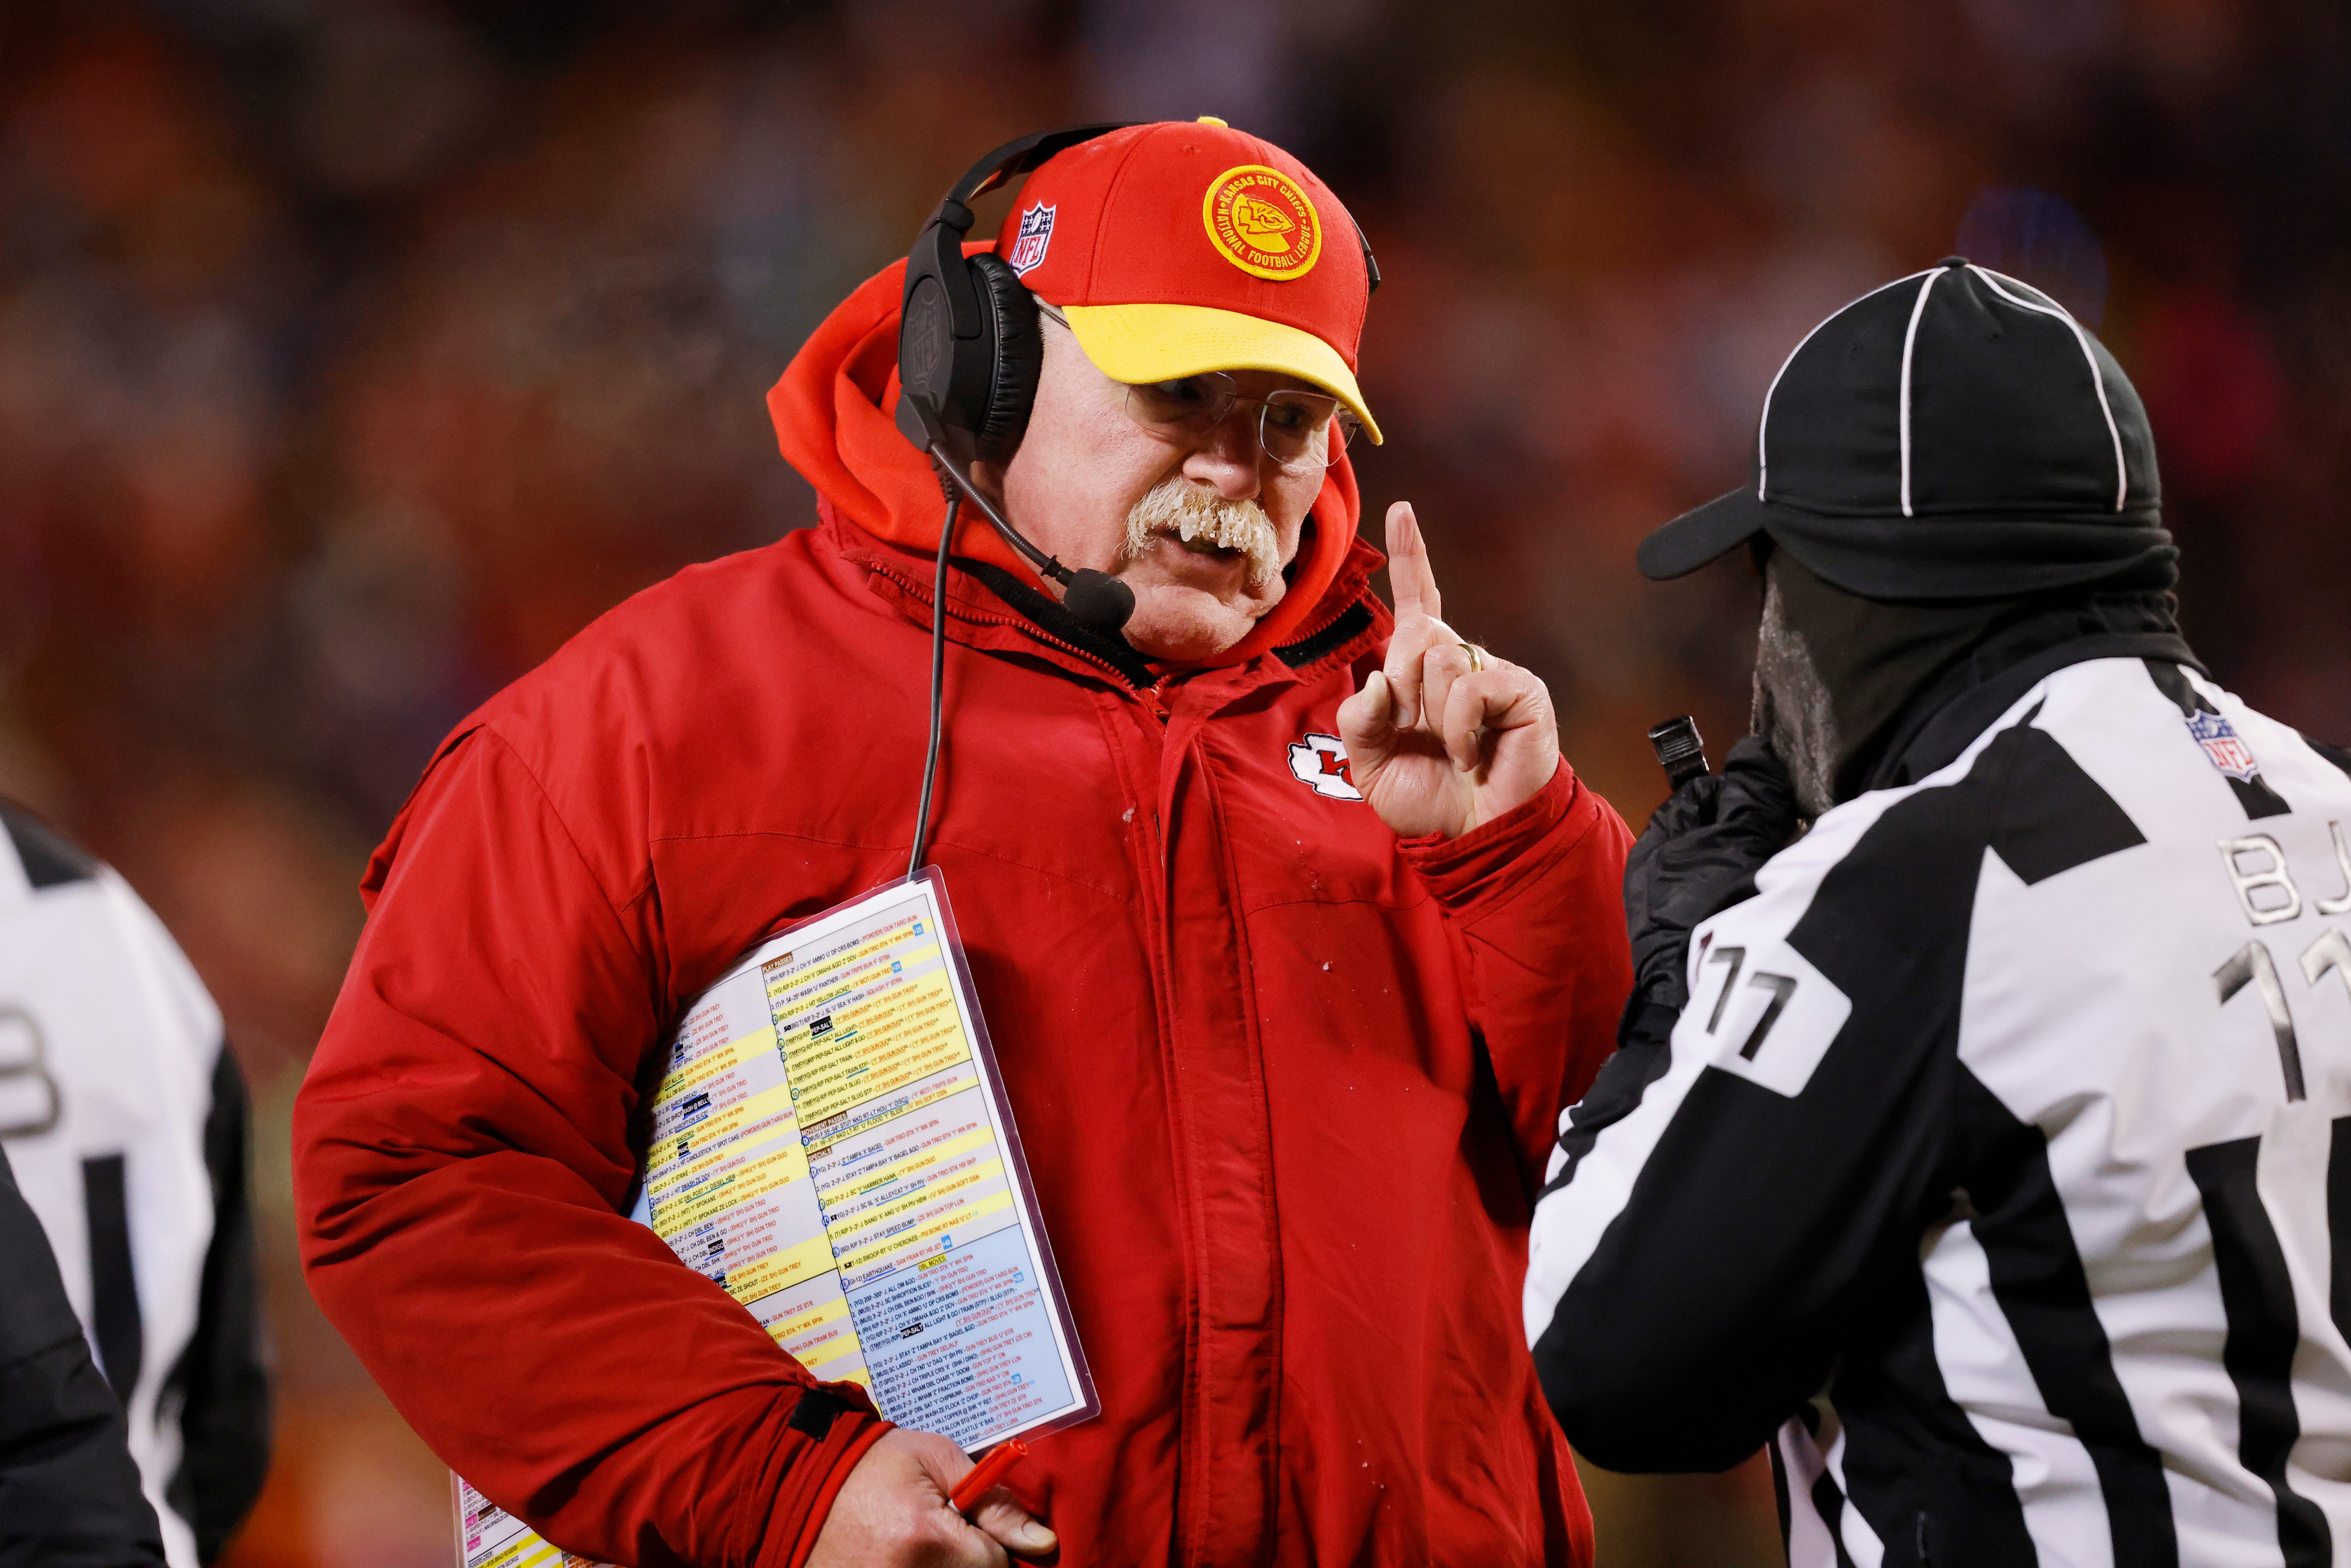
[993, 119, 1382, 443]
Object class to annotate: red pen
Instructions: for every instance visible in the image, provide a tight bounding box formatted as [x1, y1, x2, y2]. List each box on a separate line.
[948, 1437, 1028, 1516]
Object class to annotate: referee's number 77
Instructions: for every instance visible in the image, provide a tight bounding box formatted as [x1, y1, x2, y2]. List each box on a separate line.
[1701, 946, 1799, 1062]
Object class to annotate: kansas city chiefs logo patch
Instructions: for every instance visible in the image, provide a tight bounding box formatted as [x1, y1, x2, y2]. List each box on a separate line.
[1287, 733, 1363, 801]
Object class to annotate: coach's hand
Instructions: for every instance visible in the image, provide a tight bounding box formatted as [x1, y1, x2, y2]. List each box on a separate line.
[807, 1429, 1054, 1567]
[1339, 502, 1560, 840]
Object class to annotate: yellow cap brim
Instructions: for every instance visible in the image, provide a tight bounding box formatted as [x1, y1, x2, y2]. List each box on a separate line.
[1058, 301, 1382, 445]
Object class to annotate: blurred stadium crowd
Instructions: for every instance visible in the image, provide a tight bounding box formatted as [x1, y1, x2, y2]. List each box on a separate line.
[1, 2, 2345, 1564]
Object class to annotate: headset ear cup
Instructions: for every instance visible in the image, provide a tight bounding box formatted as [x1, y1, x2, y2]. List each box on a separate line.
[968, 252, 1042, 465]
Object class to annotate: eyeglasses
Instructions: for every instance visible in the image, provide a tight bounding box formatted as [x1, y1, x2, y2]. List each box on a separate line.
[1037, 299, 1359, 470]
[1121, 374, 1360, 471]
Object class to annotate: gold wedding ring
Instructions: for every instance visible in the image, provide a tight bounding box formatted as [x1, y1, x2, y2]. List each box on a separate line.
[1460, 642, 1486, 673]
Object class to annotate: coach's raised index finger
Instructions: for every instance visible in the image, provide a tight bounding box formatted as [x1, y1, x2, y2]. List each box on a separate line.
[1386, 501, 1442, 627]
[1384, 501, 1445, 727]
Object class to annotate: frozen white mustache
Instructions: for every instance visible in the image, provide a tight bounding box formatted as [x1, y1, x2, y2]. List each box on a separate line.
[1120, 479, 1281, 591]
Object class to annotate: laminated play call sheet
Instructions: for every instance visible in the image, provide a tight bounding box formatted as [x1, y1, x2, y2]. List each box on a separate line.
[453, 870, 1095, 1568]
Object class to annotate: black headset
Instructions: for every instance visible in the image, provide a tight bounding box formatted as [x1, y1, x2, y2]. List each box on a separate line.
[894, 125, 1123, 468]
[893, 124, 1138, 633]
[892, 123, 1383, 637]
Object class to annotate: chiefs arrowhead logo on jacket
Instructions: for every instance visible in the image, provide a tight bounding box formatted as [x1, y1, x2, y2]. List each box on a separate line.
[1288, 732, 1363, 801]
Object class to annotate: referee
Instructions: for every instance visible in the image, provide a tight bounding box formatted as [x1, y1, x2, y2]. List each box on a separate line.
[1526, 258, 2351, 1565]
[0, 802, 269, 1565]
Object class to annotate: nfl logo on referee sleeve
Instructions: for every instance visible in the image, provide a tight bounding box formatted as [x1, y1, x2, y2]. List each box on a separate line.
[1008, 203, 1056, 275]
[2186, 710, 2260, 782]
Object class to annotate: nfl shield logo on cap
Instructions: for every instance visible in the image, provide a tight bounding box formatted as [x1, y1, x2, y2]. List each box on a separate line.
[1008, 202, 1056, 276]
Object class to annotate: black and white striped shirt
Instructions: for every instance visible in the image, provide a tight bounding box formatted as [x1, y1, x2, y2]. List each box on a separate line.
[1526, 655, 2351, 1566]
[0, 803, 269, 1566]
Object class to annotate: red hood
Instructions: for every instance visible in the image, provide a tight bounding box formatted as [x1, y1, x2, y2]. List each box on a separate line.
[766, 251, 1363, 668]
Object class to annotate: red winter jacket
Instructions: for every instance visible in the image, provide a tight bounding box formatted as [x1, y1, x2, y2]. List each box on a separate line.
[294, 260, 1633, 1568]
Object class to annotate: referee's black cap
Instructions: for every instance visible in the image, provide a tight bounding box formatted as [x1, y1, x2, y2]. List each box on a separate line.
[1638, 257, 2174, 600]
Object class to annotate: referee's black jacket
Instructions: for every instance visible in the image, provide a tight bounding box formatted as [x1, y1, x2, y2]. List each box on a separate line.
[1527, 632, 2351, 1564]
[0, 1141, 165, 1566]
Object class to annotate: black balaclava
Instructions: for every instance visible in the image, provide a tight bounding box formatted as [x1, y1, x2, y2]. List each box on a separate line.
[1751, 541, 2182, 815]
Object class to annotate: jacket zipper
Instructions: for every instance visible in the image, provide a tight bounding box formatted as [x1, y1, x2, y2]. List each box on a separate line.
[874, 563, 1198, 733]
[1275, 596, 1358, 656]
[871, 562, 1147, 691]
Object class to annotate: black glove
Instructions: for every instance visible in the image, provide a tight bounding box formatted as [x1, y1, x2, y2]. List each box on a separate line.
[1622, 735, 1801, 1023]
[1551, 740, 1800, 1193]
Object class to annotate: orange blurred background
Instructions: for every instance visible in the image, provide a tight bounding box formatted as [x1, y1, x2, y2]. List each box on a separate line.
[1, 4, 2343, 1565]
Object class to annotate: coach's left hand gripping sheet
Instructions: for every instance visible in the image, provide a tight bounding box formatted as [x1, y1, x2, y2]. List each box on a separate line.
[451, 869, 1096, 1568]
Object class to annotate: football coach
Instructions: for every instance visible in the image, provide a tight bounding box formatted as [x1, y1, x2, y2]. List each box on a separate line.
[295, 121, 1633, 1567]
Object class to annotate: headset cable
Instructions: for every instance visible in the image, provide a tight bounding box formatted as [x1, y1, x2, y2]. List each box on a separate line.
[908, 488, 959, 876]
